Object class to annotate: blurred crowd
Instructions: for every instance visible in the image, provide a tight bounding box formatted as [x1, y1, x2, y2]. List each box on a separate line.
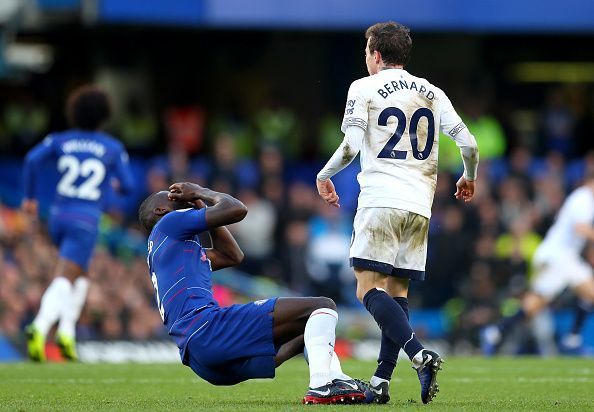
[1, 83, 594, 350]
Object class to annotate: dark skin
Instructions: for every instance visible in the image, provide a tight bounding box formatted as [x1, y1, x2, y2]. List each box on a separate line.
[151, 182, 337, 367]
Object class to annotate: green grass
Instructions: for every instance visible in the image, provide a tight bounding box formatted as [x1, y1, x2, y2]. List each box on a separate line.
[1, 357, 593, 411]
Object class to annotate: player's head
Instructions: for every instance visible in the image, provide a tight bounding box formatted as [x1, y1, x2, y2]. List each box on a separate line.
[365, 21, 412, 75]
[138, 191, 188, 232]
[66, 85, 112, 131]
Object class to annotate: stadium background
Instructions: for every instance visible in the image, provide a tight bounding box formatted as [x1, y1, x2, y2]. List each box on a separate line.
[1, 0, 594, 362]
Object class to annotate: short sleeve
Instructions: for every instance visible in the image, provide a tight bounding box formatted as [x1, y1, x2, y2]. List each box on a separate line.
[156, 208, 208, 239]
[341, 80, 369, 133]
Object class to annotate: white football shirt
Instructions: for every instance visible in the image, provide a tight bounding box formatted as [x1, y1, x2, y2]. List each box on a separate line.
[535, 186, 594, 261]
[342, 68, 472, 218]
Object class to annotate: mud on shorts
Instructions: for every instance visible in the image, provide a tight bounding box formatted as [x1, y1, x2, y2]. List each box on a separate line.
[350, 207, 429, 281]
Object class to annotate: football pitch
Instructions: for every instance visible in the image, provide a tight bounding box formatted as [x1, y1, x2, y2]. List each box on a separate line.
[1, 357, 593, 411]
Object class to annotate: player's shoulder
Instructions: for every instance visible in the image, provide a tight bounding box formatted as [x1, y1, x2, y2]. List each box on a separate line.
[45, 130, 70, 143]
[568, 186, 594, 204]
[404, 71, 448, 100]
[349, 76, 374, 94]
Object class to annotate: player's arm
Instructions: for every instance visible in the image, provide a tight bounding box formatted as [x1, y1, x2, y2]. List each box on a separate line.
[204, 226, 244, 270]
[168, 182, 247, 230]
[453, 128, 479, 202]
[168, 182, 246, 269]
[22, 137, 54, 215]
[439, 93, 479, 202]
[187, 198, 244, 270]
[316, 126, 365, 207]
[317, 80, 368, 208]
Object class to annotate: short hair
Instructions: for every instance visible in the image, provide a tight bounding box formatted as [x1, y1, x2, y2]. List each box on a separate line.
[66, 85, 111, 130]
[365, 21, 412, 67]
[138, 192, 161, 232]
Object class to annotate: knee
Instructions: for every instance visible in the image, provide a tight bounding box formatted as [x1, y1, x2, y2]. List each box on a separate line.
[313, 296, 337, 312]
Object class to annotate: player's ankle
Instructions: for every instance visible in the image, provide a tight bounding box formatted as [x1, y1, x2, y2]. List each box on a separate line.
[370, 376, 389, 387]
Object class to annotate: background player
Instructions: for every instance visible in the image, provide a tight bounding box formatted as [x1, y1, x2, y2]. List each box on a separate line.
[23, 85, 134, 361]
[481, 173, 594, 355]
[139, 182, 366, 404]
[316, 21, 479, 404]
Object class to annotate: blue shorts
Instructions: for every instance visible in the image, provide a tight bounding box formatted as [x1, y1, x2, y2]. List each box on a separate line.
[48, 209, 99, 271]
[185, 298, 278, 386]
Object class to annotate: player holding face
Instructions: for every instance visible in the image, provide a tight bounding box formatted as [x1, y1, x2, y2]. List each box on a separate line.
[138, 182, 366, 404]
[481, 174, 594, 355]
[316, 22, 479, 404]
[23, 86, 134, 361]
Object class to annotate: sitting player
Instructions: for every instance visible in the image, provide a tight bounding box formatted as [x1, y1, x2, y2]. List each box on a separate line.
[138, 182, 366, 404]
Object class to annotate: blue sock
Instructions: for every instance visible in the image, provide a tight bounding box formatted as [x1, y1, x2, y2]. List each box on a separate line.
[498, 309, 526, 335]
[363, 289, 423, 360]
[571, 301, 591, 335]
[374, 297, 409, 381]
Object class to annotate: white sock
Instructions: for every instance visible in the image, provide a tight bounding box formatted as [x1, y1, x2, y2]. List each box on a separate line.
[370, 376, 389, 387]
[58, 277, 89, 338]
[33, 277, 73, 337]
[329, 351, 351, 381]
[412, 349, 426, 369]
[304, 308, 338, 388]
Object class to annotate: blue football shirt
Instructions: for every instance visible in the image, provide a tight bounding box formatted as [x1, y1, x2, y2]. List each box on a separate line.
[23, 130, 134, 217]
[146, 208, 218, 354]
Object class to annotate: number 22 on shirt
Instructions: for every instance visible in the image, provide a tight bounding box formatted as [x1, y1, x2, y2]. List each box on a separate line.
[57, 154, 106, 200]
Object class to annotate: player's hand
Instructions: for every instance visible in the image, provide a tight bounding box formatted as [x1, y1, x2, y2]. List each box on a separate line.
[193, 199, 207, 209]
[316, 178, 340, 208]
[454, 176, 475, 202]
[21, 199, 39, 216]
[168, 182, 203, 202]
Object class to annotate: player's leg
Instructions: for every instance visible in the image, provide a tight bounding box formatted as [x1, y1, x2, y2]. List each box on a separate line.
[480, 291, 547, 356]
[573, 275, 594, 303]
[54, 259, 88, 360]
[349, 207, 407, 401]
[564, 275, 594, 351]
[275, 334, 354, 386]
[357, 270, 441, 404]
[562, 300, 592, 351]
[26, 218, 72, 362]
[366, 276, 410, 404]
[479, 265, 556, 356]
[54, 222, 97, 360]
[482, 259, 581, 355]
[271, 297, 365, 404]
[570, 300, 592, 336]
[353, 210, 441, 404]
[26, 263, 74, 362]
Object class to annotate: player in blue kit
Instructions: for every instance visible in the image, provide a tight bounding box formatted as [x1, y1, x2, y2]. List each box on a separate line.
[138, 182, 366, 404]
[23, 85, 134, 362]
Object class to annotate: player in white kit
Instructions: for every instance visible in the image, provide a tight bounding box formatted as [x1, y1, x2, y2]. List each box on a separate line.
[316, 22, 479, 404]
[481, 174, 594, 355]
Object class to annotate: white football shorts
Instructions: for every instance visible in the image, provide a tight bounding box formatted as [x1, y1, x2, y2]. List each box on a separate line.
[349, 207, 428, 280]
[531, 253, 593, 300]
